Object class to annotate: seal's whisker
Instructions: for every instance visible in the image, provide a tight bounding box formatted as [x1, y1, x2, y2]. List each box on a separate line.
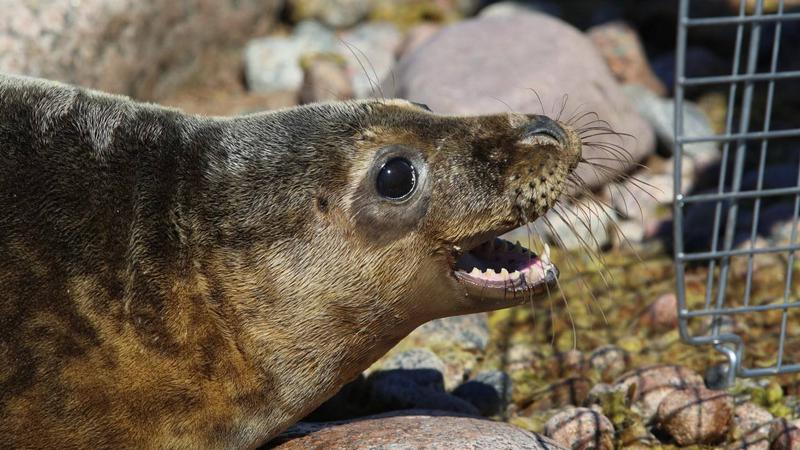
[339, 38, 384, 100]
[548, 205, 611, 288]
[527, 88, 548, 116]
[555, 93, 569, 122]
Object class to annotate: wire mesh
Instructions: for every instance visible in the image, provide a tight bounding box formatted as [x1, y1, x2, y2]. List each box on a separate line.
[674, 0, 800, 386]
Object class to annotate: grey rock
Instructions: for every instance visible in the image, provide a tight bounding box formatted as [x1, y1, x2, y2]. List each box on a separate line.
[382, 348, 447, 374]
[286, 0, 370, 28]
[0, 0, 282, 99]
[338, 22, 402, 99]
[386, 12, 655, 190]
[623, 84, 719, 169]
[272, 410, 567, 449]
[588, 345, 629, 381]
[452, 370, 513, 416]
[367, 369, 480, 415]
[513, 199, 614, 251]
[299, 53, 354, 104]
[244, 21, 336, 93]
[413, 313, 490, 352]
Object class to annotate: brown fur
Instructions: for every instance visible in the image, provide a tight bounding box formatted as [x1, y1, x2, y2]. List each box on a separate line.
[0, 75, 581, 448]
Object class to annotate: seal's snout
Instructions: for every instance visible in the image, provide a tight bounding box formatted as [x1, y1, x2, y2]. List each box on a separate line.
[521, 115, 568, 147]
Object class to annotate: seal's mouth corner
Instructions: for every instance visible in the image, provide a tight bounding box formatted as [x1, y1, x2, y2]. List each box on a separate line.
[449, 235, 559, 303]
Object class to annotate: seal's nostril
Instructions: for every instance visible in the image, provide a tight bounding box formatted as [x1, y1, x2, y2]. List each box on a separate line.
[523, 116, 568, 147]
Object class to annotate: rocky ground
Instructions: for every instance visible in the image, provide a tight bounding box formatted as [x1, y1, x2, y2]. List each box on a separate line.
[5, 0, 800, 448]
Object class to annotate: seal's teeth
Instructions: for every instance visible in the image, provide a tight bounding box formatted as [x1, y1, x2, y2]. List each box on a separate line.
[470, 267, 482, 277]
[485, 269, 496, 278]
[514, 241, 524, 253]
[454, 245, 462, 252]
[510, 270, 521, 280]
[500, 268, 510, 280]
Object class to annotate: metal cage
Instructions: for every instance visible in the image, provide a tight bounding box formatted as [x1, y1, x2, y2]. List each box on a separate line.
[674, 0, 800, 386]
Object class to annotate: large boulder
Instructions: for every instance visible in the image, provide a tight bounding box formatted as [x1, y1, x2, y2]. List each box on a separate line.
[270, 410, 566, 449]
[0, 0, 282, 99]
[386, 12, 655, 190]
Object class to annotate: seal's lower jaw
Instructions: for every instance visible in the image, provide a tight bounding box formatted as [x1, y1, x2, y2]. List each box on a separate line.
[452, 237, 559, 303]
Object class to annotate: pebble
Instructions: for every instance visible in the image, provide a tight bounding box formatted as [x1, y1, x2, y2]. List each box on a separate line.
[452, 370, 513, 417]
[299, 53, 353, 104]
[589, 345, 630, 381]
[729, 402, 774, 447]
[544, 406, 615, 450]
[478, 0, 562, 18]
[587, 21, 666, 96]
[770, 418, 800, 450]
[272, 411, 567, 449]
[526, 377, 593, 412]
[387, 12, 655, 190]
[382, 348, 447, 374]
[638, 293, 679, 331]
[612, 364, 705, 422]
[655, 387, 734, 445]
[337, 22, 402, 99]
[286, 0, 370, 28]
[244, 21, 336, 93]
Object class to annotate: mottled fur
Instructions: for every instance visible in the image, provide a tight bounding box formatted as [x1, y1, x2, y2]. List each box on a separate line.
[0, 74, 580, 448]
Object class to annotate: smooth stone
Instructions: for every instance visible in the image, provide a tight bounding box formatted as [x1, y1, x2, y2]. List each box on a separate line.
[544, 406, 615, 450]
[386, 12, 655, 190]
[244, 21, 337, 93]
[655, 387, 734, 445]
[1, 0, 282, 98]
[271, 410, 567, 449]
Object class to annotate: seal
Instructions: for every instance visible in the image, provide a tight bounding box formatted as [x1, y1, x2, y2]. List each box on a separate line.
[0, 73, 582, 448]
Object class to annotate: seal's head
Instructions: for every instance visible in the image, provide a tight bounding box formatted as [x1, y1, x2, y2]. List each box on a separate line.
[212, 98, 582, 419]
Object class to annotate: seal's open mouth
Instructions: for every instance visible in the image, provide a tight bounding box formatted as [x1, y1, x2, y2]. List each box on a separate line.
[452, 237, 558, 301]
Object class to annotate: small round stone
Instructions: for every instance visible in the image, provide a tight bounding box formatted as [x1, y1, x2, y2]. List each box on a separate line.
[544, 406, 615, 450]
[655, 387, 734, 445]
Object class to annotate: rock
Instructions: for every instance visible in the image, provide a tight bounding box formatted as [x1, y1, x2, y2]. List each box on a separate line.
[244, 21, 337, 93]
[522, 199, 614, 251]
[544, 406, 615, 450]
[382, 348, 447, 373]
[0, 0, 282, 99]
[367, 368, 480, 415]
[478, 0, 562, 18]
[272, 410, 567, 449]
[587, 21, 666, 96]
[655, 387, 734, 446]
[728, 402, 774, 448]
[413, 314, 490, 352]
[370, 0, 481, 25]
[612, 364, 705, 422]
[452, 370, 513, 417]
[338, 22, 402, 99]
[286, 0, 370, 28]
[372, 313, 490, 390]
[386, 12, 655, 190]
[589, 345, 630, 381]
[299, 53, 354, 103]
[770, 418, 800, 450]
[638, 292, 679, 331]
[397, 23, 442, 59]
[526, 377, 593, 412]
[611, 219, 646, 246]
[623, 84, 718, 168]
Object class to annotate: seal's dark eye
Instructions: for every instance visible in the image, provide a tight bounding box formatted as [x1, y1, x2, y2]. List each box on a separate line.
[376, 157, 417, 200]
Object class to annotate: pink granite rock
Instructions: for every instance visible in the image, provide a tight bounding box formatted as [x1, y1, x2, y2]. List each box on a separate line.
[386, 12, 655, 190]
[1, 0, 281, 99]
[655, 387, 734, 445]
[271, 410, 566, 449]
[544, 406, 615, 450]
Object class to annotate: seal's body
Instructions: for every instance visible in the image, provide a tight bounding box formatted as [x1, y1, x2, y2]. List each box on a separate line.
[0, 74, 581, 448]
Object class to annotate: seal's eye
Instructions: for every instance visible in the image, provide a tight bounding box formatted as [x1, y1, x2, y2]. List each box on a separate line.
[376, 157, 417, 200]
